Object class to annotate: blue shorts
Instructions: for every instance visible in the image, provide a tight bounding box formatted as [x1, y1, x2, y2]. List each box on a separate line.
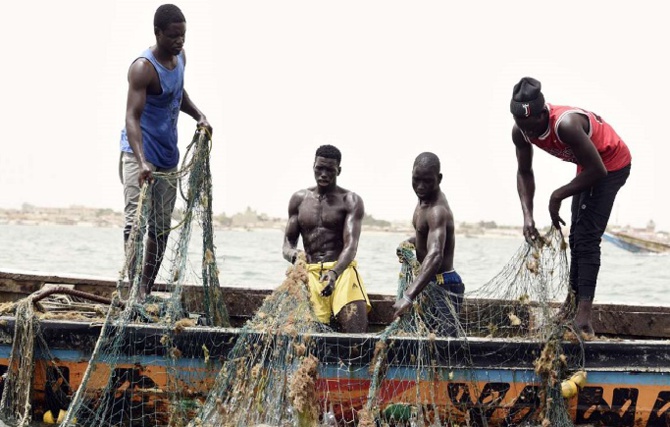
[422, 270, 465, 337]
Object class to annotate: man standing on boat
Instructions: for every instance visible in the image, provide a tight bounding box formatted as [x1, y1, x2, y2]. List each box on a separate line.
[283, 145, 371, 333]
[392, 152, 465, 337]
[119, 4, 211, 302]
[509, 77, 631, 337]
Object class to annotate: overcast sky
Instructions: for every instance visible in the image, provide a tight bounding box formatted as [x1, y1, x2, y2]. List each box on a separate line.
[2, 0, 668, 231]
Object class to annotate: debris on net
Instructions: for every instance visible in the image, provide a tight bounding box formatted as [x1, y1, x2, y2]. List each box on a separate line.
[190, 252, 329, 427]
[360, 228, 581, 427]
[360, 241, 477, 427]
[0, 165, 586, 427]
[3, 129, 230, 427]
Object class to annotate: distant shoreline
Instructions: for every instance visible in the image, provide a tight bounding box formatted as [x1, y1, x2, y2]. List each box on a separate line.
[3, 205, 664, 237]
[0, 204, 521, 235]
[0, 220, 519, 236]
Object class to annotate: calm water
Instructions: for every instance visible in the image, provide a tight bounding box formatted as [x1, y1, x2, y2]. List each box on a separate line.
[0, 224, 668, 306]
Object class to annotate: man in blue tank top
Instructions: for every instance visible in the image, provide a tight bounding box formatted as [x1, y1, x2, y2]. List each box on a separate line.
[119, 4, 212, 302]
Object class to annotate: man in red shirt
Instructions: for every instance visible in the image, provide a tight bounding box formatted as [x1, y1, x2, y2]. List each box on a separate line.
[510, 77, 631, 337]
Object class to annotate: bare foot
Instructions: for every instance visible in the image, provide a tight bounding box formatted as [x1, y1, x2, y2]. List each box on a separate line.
[556, 291, 576, 322]
[574, 299, 595, 339]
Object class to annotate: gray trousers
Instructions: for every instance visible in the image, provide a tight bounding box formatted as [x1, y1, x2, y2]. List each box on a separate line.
[120, 152, 178, 242]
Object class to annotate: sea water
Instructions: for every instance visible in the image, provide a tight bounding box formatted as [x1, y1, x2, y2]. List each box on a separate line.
[0, 224, 668, 306]
[1, 223, 667, 427]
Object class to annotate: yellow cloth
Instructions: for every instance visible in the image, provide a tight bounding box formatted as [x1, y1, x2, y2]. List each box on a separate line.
[307, 260, 371, 324]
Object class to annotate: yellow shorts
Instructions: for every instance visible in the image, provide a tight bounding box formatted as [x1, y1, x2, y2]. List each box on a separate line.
[307, 260, 371, 324]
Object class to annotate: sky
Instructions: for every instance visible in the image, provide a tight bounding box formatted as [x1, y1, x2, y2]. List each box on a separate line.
[2, 0, 668, 231]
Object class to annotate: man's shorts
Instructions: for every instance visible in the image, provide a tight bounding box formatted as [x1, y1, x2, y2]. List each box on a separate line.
[422, 270, 465, 337]
[306, 260, 371, 324]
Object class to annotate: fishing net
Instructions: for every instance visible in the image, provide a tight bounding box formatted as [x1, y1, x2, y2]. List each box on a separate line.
[0, 285, 122, 427]
[61, 129, 229, 427]
[463, 228, 583, 427]
[0, 299, 38, 426]
[185, 227, 585, 427]
[0, 128, 231, 427]
[190, 252, 331, 427]
[358, 227, 584, 427]
[0, 127, 589, 427]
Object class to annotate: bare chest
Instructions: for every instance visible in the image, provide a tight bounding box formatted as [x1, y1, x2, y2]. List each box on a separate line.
[413, 208, 430, 236]
[298, 195, 347, 232]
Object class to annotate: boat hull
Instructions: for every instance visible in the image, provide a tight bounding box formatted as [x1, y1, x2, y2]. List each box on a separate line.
[2, 318, 669, 426]
[3, 269, 670, 340]
[603, 231, 670, 253]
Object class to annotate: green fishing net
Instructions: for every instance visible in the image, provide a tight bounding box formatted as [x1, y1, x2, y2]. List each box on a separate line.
[0, 131, 586, 427]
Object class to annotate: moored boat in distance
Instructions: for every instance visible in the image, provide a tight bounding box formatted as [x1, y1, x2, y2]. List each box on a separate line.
[603, 230, 670, 254]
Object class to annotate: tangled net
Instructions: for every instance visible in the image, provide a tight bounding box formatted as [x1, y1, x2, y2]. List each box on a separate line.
[61, 129, 228, 427]
[0, 132, 587, 427]
[190, 252, 330, 427]
[0, 299, 39, 426]
[359, 227, 582, 427]
[0, 128, 231, 427]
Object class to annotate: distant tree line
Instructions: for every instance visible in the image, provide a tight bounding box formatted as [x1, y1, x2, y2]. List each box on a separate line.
[362, 213, 391, 228]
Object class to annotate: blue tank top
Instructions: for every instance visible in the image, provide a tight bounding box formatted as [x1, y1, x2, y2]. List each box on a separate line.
[120, 48, 185, 169]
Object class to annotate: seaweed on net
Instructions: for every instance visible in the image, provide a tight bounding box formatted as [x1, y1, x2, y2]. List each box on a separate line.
[190, 253, 329, 427]
[0, 139, 586, 427]
[360, 228, 582, 427]
[0, 129, 232, 427]
[0, 128, 324, 427]
[360, 241, 478, 427]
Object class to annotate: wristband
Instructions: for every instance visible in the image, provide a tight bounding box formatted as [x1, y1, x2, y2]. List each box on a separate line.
[402, 294, 414, 304]
[330, 270, 339, 279]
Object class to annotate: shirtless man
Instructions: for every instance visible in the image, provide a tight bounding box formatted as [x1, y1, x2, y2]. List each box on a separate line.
[392, 152, 465, 336]
[283, 145, 371, 333]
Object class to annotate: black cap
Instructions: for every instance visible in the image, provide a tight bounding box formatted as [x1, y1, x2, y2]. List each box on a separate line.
[510, 77, 545, 117]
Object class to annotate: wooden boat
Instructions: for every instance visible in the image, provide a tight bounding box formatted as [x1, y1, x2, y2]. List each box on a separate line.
[603, 230, 670, 254]
[2, 269, 670, 426]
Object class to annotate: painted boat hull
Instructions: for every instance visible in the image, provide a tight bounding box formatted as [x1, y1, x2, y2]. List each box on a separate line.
[1, 318, 669, 426]
[603, 231, 670, 254]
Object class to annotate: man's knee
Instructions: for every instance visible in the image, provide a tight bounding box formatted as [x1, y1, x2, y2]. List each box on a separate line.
[572, 244, 602, 265]
[336, 300, 368, 333]
[570, 231, 603, 258]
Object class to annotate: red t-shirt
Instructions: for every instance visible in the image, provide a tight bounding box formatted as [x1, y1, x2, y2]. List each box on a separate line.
[522, 104, 632, 173]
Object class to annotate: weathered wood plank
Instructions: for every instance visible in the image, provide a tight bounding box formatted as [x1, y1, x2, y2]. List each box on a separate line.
[1, 270, 669, 339]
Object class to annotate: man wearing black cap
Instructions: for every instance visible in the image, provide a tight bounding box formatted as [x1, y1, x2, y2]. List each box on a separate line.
[510, 77, 632, 337]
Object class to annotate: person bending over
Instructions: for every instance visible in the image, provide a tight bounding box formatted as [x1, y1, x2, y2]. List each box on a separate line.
[509, 76, 631, 336]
